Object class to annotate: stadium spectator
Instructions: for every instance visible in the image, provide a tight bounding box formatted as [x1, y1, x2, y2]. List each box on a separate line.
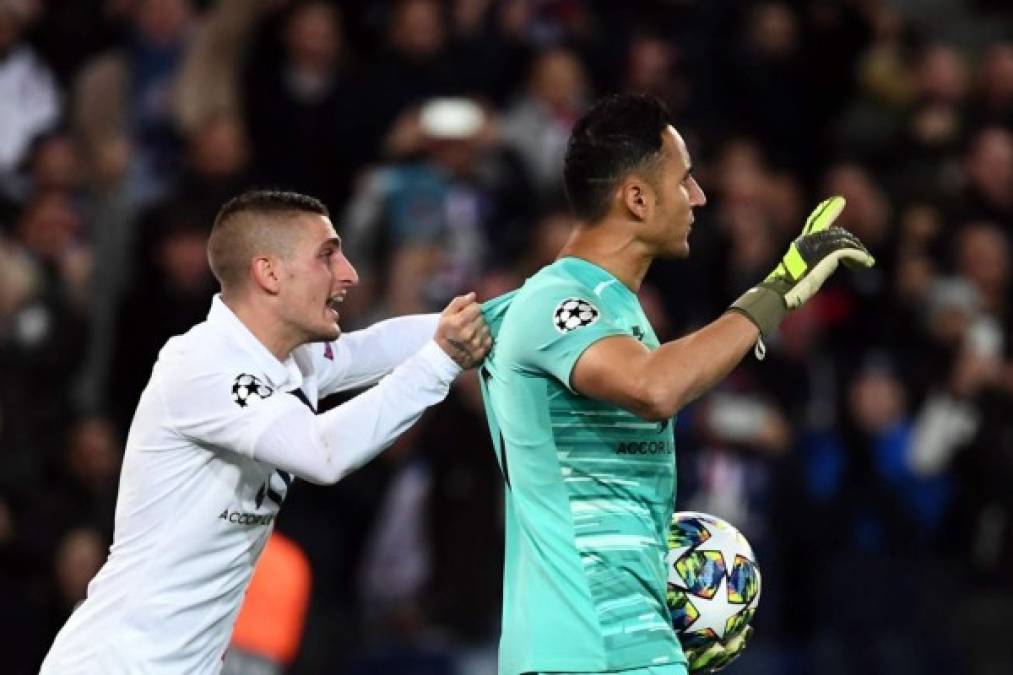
[356, 0, 465, 164]
[342, 97, 532, 320]
[106, 204, 215, 430]
[969, 42, 1013, 130]
[499, 46, 590, 199]
[174, 0, 275, 136]
[243, 1, 365, 212]
[0, 3, 60, 181]
[72, 0, 196, 204]
[957, 126, 1013, 224]
[224, 532, 312, 675]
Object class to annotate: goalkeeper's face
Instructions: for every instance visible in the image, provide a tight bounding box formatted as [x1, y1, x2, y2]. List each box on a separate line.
[278, 215, 359, 343]
[648, 126, 706, 258]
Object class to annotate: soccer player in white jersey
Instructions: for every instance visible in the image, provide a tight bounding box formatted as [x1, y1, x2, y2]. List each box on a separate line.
[40, 190, 491, 674]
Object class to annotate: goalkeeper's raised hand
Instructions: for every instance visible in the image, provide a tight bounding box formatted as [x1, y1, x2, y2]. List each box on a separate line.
[686, 627, 753, 674]
[728, 196, 875, 337]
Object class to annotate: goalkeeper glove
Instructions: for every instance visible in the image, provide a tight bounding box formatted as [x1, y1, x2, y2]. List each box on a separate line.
[686, 626, 753, 674]
[728, 196, 875, 337]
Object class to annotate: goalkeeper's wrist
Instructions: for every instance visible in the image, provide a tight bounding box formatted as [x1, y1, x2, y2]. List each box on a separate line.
[727, 284, 787, 337]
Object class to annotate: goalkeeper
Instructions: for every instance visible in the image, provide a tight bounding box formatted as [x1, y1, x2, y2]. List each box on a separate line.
[479, 94, 873, 675]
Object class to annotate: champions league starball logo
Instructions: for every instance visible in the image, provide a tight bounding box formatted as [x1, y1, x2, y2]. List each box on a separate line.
[231, 374, 274, 407]
[553, 298, 600, 333]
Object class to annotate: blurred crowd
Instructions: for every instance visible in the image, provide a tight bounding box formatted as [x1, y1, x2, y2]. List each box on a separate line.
[0, 0, 1012, 673]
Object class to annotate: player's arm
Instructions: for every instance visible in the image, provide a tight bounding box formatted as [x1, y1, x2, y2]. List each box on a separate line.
[253, 340, 461, 484]
[260, 295, 490, 483]
[165, 295, 490, 485]
[573, 197, 874, 419]
[317, 312, 440, 395]
[572, 313, 758, 420]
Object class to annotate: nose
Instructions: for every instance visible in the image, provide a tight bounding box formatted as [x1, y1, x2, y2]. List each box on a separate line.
[689, 176, 707, 207]
[335, 251, 359, 287]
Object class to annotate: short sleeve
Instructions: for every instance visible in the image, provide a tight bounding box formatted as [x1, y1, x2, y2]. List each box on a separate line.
[507, 285, 628, 393]
[155, 366, 310, 457]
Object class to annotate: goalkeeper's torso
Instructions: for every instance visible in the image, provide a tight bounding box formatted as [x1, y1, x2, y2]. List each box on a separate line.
[480, 258, 684, 675]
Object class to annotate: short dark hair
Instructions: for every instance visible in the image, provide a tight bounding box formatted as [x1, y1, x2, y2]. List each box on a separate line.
[208, 190, 330, 289]
[562, 94, 672, 222]
[213, 189, 328, 230]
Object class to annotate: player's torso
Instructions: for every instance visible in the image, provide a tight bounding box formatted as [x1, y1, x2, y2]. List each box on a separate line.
[114, 384, 291, 578]
[45, 330, 312, 673]
[483, 260, 682, 672]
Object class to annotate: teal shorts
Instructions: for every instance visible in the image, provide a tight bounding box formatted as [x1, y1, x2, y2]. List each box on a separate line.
[533, 665, 688, 675]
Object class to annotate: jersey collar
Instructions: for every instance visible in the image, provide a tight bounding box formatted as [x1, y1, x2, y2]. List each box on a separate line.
[556, 256, 636, 300]
[207, 294, 292, 387]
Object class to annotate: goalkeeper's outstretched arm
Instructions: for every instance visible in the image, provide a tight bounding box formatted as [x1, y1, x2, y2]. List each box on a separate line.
[572, 312, 758, 421]
[571, 196, 874, 420]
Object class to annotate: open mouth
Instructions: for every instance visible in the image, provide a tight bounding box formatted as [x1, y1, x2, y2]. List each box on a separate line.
[327, 293, 345, 320]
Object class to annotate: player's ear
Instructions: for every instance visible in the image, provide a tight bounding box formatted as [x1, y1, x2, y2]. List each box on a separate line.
[621, 179, 650, 221]
[250, 256, 282, 294]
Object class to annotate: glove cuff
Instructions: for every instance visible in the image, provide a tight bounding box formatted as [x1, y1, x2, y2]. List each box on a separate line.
[727, 285, 787, 337]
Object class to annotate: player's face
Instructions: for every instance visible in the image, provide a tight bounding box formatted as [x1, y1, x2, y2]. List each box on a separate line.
[650, 126, 706, 257]
[281, 215, 358, 343]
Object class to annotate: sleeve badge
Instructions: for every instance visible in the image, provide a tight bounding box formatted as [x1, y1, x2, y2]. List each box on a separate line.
[232, 374, 274, 407]
[553, 297, 600, 333]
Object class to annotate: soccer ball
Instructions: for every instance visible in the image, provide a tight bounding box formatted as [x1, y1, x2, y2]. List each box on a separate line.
[666, 511, 761, 655]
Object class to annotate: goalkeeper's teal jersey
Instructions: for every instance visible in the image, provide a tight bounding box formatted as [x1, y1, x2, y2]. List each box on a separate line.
[480, 257, 684, 674]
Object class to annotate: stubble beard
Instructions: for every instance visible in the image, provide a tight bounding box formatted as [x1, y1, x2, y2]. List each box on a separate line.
[316, 324, 341, 342]
[304, 316, 341, 344]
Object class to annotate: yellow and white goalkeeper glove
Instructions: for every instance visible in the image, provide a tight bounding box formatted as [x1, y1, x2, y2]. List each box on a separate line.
[728, 196, 875, 337]
[686, 626, 753, 673]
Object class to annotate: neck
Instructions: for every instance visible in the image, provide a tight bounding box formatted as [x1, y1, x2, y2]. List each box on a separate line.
[222, 293, 298, 362]
[557, 217, 653, 292]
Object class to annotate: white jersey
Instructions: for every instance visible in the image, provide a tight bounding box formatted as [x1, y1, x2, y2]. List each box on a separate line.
[41, 296, 457, 674]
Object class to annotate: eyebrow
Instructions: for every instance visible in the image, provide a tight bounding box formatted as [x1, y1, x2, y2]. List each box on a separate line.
[319, 236, 342, 251]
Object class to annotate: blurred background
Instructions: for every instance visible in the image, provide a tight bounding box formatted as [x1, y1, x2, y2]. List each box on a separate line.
[0, 0, 1011, 673]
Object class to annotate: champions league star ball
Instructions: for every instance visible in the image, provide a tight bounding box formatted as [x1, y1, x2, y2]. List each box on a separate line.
[666, 512, 761, 655]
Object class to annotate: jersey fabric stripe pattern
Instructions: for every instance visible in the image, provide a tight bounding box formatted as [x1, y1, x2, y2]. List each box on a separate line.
[480, 257, 685, 675]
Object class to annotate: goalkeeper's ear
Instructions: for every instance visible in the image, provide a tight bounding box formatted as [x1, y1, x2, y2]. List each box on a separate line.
[621, 180, 651, 222]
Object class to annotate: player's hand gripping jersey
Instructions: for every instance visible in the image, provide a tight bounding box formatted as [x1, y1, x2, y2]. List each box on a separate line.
[480, 257, 686, 674]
